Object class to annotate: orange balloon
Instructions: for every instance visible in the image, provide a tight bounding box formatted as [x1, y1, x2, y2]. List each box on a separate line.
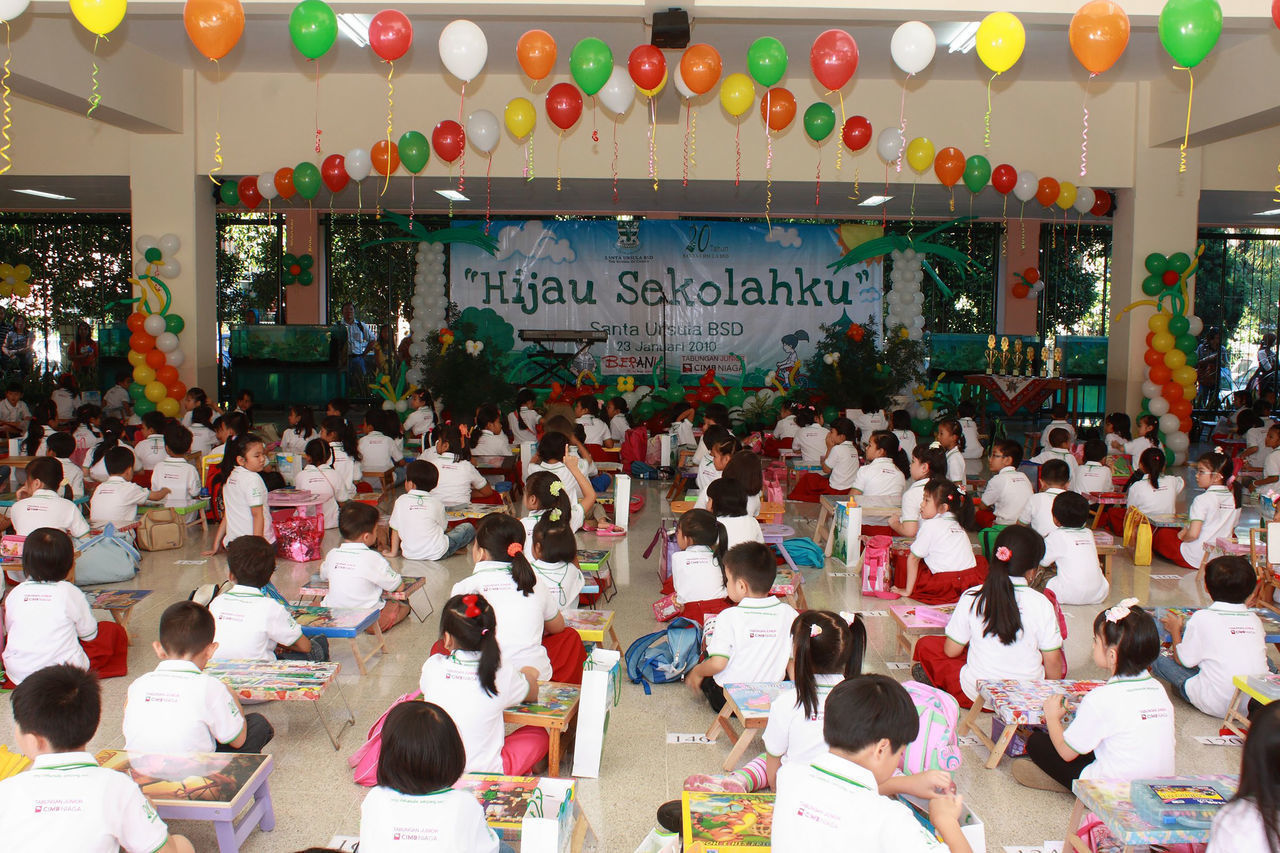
[156, 365, 180, 385]
[146, 349, 167, 369]
[183, 0, 245, 62]
[130, 332, 155, 353]
[1069, 0, 1130, 75]
[759, 87, 796, 131]
[516, 29, 557, 81]
[680, 43, 723, 95]
[127, 312, 147, 333]
[167, 381, 188, 400]
[1036, 177, 1060, 207]
[933, 146, 965, 188]
[371, 139, 400, 176]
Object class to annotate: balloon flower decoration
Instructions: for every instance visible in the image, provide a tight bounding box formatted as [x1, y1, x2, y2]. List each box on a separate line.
[0, 262, 32, 298]
[1012, 267, 1042, 299]
[370, 363, 417, 419]
[1116, 245, 1206, 464]
[124, 235, 188, 417]
[281, 253, 314, 286]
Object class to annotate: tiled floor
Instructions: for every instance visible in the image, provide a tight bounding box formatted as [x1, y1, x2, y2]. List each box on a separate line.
[1, 476, 1273, 852]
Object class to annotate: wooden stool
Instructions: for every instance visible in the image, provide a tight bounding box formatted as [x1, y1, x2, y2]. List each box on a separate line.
[504, 682, 581, 777]
[889, 603, 954, 656]
[1222, 673, 1280, 737]
[704, 682, 787, 771]
[84, 589, 152, 644]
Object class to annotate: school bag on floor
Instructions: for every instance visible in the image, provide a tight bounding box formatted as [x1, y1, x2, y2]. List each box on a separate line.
[899, 680, 962, 774]
[625, 617, 702, 694]
[621, 426, 649, 469]
[73, 525, 141, 586]
[137, 508, 184, 551]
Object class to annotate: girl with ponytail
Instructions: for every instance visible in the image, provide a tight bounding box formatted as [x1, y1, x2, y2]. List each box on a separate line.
[418, 593, 546, 775]
[660, 508, 732, 626]
[912, 526, 1066, 709]
[890, 444, 948, 538]
[450, 513, 586, 683]
[1153, 450, 1238, 570]
[890, 478, 985, 605]
[852, 430, 909, 536]
[521, 470, 581, 549]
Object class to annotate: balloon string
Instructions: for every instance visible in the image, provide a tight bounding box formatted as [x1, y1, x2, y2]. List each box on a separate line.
[1176, 66, 1193, 174]
[1079, 73, 1092, 177]
[409, 174, 415, 219]
[528, 135, 535, 181]
[1001, 195, 1008, 258]
[984, 73, 996, 149]
[852, 166, 859, 201]
[1019, 200, 1026, 251]
[896, 75, 908, 173]
[485, 154, 492, 235]
[690, 107, 697, 174]
[735, 119, 741, 187]
[314, 61, 322, 154]
[908, 181, 916, 238]
[0, 22, 11, 176]
[1273, 161, 1280, 204]
[87, 36, 103, 118]
[649, 97, 658, 192]
[457, 82, 467, 194]
[682, 103, 690, 187]
[612, 117, 619, 203]
[382, 62, 394, 196]
[357, 182, 362, 215]
[882, 163, 889, 226]
[556, 131, 562, 192]
[458, 80, 465, 124]
[836, 91, 844, 173]
[814, 146, 821, 207]
[591, 96, 598, 144]
[209, 59, 223, 182]
[967, 194, 974, 258]
[949, 187, 955, 213]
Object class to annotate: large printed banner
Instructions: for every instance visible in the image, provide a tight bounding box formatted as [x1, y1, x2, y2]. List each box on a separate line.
[450, 219, 882, 387]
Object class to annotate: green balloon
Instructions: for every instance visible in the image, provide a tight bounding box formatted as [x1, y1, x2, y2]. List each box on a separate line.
[1167, 314, 1190, 336]
[1167, 252, 1192, 274]
[289, 0, 338, 61]
[293, 162, 322, 200]
[164, 314, 185, 335]
[219, 181, 239, 205]
[1175, 333, 1197, 353]
[144, 247, 163, 263]
[747, 37, 788, 87]
[398, 130, 430, 174]
[134, 398, 157, 415]
[962, 155, 992, 194]
[569, 38, 613, 97]
[1144, 252, 1168, 274]
[297, 271, 314, 286]
[1184, 348, 1198, 366]
[1158, 0, 1223, 68]
[802, 102, 835, 142]
[1163, 447, 1176, 467]
[129, 382, 147, 401]
[1141, 275, 1164, 297]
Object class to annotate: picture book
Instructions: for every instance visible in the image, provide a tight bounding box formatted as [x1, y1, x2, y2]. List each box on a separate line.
[204, 660, 338, 700]
[892, 604, 955, 629]
[1246, 673, 1280, 700]
[96, 750, 269, 802]
[577, 548, 609, 567]
[454, 774, 542, 828]
[681, 791, 774, 851]
[265, 488, 319, 505]
[0, 533, 24, 562]
[84, 589, 152, 610]
[564, 609, 612, 630]
[289, 605, 377, 632]
[977, 679, 1105, 726]
[723, 682, 789, 719]
[508, 683, 580, 718]
[445, 503, 508, 520]
[1146, 784, 1228, 806]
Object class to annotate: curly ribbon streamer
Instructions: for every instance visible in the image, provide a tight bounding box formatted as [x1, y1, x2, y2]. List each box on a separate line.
[690, 108, 697, 175]
[814, 146, 821, 207]
[765, 124, 773, 229]
[314, 61, 322, 154]
[381, 63, 394, 196]
[356, 182, 363, 215]
[1080, 73, 1093, 177]
[1000, 195, 1008, 257]
[984, 73, 996, 149]
[87, 36, 103, 118]
[556, 131, 563, 192]
[0, 23, 15, 175]
[457, 82, 467, 195]
[967, 195, 974, 258]
[896, 75, 908, 173]
[208, 60, 224, 182]
[409, 174, 415, 219]
[836, 91, 845, 173]
[527, 136, 535, 182]
[1273, 162, 1280, 204]
[852, 166, 859, 201]
[485, 154, 492, 235]
[612, 117, 619, 203]
[682, 102, 690, 187]
[1176, 66, 1193, 174]
[734, 119, 741, 187]
[1051, 209, 1057, 249]
[908, 182, 917, 239]
[591, 96, 598, 144]
[949, 188, 955, 213]
[1019, 201, 1026, 251]
[649, 97, 659, 192]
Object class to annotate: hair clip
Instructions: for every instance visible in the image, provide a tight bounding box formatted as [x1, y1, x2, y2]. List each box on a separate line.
[462, 593, 481, 619]
[1214, 446, 1224, 455]
[1105, 597, 1140, 623]
[995, 545, 1012, 561]
[549, 481, 563, 496]
[809, 624, 822, 638]
[929, 441, 942, 450]
[480, 627, 488, 635]
[507, 542, 524, 557]
[549, 508, 562, 522]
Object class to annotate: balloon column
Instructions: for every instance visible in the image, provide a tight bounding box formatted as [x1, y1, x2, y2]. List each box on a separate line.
[405, 241, 446, 388]
[884, 249, 927, 341]
[126, 235, 187, 418]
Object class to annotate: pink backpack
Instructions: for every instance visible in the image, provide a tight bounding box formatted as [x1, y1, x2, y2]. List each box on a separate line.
[349, 690, 422, 786]
[860, 535, 896, 600]
[899, 680, 962, 775]
[621, 426, 649, 468]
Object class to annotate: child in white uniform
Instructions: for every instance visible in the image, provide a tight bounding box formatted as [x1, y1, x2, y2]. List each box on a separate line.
[1073, 439, 1112, 495]
[605, 396, 631, 444]
[957, 400, 985, 462]
[187, 406, 219, 457]
[358, 410, 406, 483]
[692, 426, 735, 508]
[889, 445, 946, 538]
[207, 435, 274, 552]
[1125, 446, 1184, 517]
[8, 457, 90, 582]
[851, 431, 909, 512]
[937, 418, 969, 489]
[293, 439, 343, 529]
[506, 389, 539, 445]
[666, 509, 730, 625]
[1019, 458, 1069, 537]
[1204, 702, 1280, 853]
[526, 433, 592, 522]
[150, 423, 202, 509]
[708, 478, 764, 550]
[321, 502, 407, 632]
[771, 402, 799, 440]
[1155, 451, 1237, 570]
[469, 404, 513, 457]
[573, 397, 610, 446]
[90, 447, 168, 527]
[1119, 414, 1160, 467]
[530, 515, 585, 612]
[402, 389, 437, 445]
[1039, 491, 1109, 606]
[894, 479, 982, 605]
[209, 536, 326, 662]
[423, 424, 493, 507]
[320, 415, 363, 496]
[1039, 404, 1077, 450]
[792, 408, 828, 464]
[979, 439, 1034, 527]
[132, 411, 168, 471]
[46, 432, 85, 498]
[388, 460, 477, 561]
[279, 404, 318, 454]
[520, 470, 586, 545]
[1032, 427, 1079, 483]
[789, 417, 858, 503]
[890, 409, 918, 458]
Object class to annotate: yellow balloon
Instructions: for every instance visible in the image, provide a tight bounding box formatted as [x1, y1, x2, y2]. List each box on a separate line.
[144, 381, 167, 403]
[1151, 331, 1175, 353]
[70, 0, 127, 37]
[976, 11, 1025, 74]
[1182, 383, 1197, 399]
[157, 396, 181, 418]
[0, 263, 12, 279]
[133, 364, 156, 385]
[1163, 349, 1187, 369]
[1056, 181, 1077, 211]
[14, 282, 29, 297]
[905, 137, 935, 174]
[719, 72, 754, 118]
[504, 97, 535, 139]
[1148, 314, 1170, 335]
[1172, 365, 1197, 386]
[127, 349, 147, 367]
[638, 69, 667, 98]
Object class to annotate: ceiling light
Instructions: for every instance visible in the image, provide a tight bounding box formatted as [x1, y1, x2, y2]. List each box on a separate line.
[947, 22, 980, 55]
[1254, 208, 1280, 216]
[336, 13, 370, 48]
[859, 195, 893, 207]
[13, 188, 74, 200]
[436, 189, 469, 202]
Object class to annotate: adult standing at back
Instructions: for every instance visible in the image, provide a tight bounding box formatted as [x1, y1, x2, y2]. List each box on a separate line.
[339, 301, 376, 383]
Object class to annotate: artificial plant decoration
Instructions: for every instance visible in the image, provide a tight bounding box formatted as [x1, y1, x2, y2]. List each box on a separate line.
[421, 307, 515, 418]
[804, 311, 928, 407]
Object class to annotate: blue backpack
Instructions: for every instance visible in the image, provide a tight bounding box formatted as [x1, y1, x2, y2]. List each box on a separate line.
[625, 616, 702, 694]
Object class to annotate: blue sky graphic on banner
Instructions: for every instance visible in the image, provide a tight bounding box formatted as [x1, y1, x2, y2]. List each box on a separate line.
[450, 220, 882, 387]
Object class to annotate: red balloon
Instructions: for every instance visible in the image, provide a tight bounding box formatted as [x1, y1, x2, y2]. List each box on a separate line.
[759, 87, 796, 131]
[1274, 0, 1280, 29]
[368, 10, 412, 62]
[237, 175, 262, 210]
[321, 154, 349, 193]
[1090, 189, 1112, 216]
[1012, 282, 1030, 299]
[842, 115, 871, 152]
[127, 312, 147, 333]
[130, 332, 156, 353]
[167, 381, 188, 401]
[991, 164, 1017, 195]
[1162, 382, 1184, 402]
[1144, 348, 1163, 368]
[628, 44, 666, 92]
[1149, 363, 1172, 384]
[1173, 400, 1193, 419]
[1178, 416, 1193, 433]
[1145, 331, 1155, 348]
[156, 365, 179, 385]
[274, 167, 296, 200]
[432, 120, 465, 164]
[545, 82, 583, 131]
[810, 29, 858, 91]
[1036, 177, 1060, 207]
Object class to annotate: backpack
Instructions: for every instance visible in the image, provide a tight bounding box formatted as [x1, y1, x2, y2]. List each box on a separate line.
[73, 526, 140, 586]
[899, 680, 962, 775]
[137, 508, 185, 551]
[780, 537, 826, 568]
[621, 426, 649, 468]
[624, 616, 702, 694]
[349, 689, 423, 785]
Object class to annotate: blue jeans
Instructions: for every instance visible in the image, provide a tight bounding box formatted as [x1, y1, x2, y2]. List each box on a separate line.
[444, 522, 476, 557]
[590, 473, 612, 493]
[391, 466, 407, 486]
[1152, 652, 1197, 701]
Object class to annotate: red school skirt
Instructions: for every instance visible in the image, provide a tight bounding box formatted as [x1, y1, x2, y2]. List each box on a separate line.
[788, 473, 849, 503]
[892, 554, 989, 606]
[1152, 528, 1196, 569]
[912, 636, 974, 709]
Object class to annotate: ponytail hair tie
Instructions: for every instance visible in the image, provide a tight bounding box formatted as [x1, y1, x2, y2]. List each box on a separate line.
[1214, 446, 1225, 455]
[549, 481, 563, 496]
[929, 441, 942, 450]
[809, 624, 822, 638]
[462, 594, 481, 619]
[995, 545, 1012, 561]
[549, 508, 562, 522]
[1105, 597, 1140, 623]
[507, 542, 524, 557]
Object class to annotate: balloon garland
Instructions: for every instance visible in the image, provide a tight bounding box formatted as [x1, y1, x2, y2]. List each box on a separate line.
[123, 235, 188, 418]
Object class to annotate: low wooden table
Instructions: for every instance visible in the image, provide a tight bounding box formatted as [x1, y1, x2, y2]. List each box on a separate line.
[564, 608, 621, 650]
[578, 547, 615, 603]
[958, 678, 1104, 769]
[96, 750, 276, 853]
[889, 603, 954, 656]
[761, 523, 799, 573]
[84, 588, 152, 644]
[289, 605, 388, 675]
[297, 575, 433, 623]
[503, 682, 581, 777]
[205, 659, 354, 749]
[705, 681, 788, 771]
[1063, 775, 1238, 853]
[1223, 673, 1280, 737]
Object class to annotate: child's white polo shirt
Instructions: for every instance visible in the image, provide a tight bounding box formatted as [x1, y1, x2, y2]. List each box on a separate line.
[1176, 601, 1268, 717]
[0, 751, 171, 853]
[132, 433, 167, 470]
[794, 424, 828, 464]
[850, 456, 905, 502]
[507, 407, 538, 444]
[1207, 799, 1274, 853]
[418, 650, 531, 773]
[718, 514, 765, 550]
[672, 544, 727, 604]
[1182, 485, 1237, 567]
[910, 513, 976, 573]
[1073, 461, 1112, 494]
[959, 417, 984, 459]
[772, 414, 798, 440]
[824, 441, 861, 491]
[151, 456, 201, 507]
[946, 578, 1062, 700]
[358, 431, 404, 472]
[10, 488, 90, 538]
[359, 785, 498, 853]
[1033, 447, 1080, 481]
[706, 595, 799, 686]
[772, 751, 948, 852]
[89, 475, 150, 526]
[1019, 487, 1065, 536]
[982, 466, 1034, 525]
[209, 584, 303, 661]
[1126, 475, 1183, 517]
[427, 451, 489, 507]
[471, 430, 512, 457]
[1063, 673, 1175, 781]
[532, 559, 585, 611]
[695, 456, 722, 492]
[576, 414, 610, 446]
[1040, 419, 1077, 449]
[123, 659, 245, 753]
[390, 490, 450, 560]
[321, 542, 402, 610]
[1, 579, 96, 684]
[900, 478, 927, 524]
[404, 406, 436, 440]
[222, 467, 274, 544]
[761, 673, 843, 767]
[609, 413, 629, 444]
[58, 456, 85, 498]
[294, 465, 340, 528]
[1043, 526, 1109, 606]
[945, 446, 967, 486]
[451, 561, 557, 680]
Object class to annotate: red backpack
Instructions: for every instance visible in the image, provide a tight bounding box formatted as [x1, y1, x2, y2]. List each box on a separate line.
[621, 426, 649, 468]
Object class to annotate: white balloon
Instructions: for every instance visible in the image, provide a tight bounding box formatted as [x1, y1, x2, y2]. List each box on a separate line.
[414, 272, 428, 286]
[1187, 315, 1203, 336]
[467, 108, 501, 153]
[134, 259, 150, 276]
[1013, 171, 1039, 203]
[158, 234, 181, 256]
[135, 234, 157, 253]
[1166, 432, 1189, 453]
[381, 399, 396, 411]
[257, 172, 278, 201]
[345, 148, 372, 182]
[674, 65, 696, 99]
[1172, 449, 1187, 465]
[143, 314, 166, 336]
[395, 399, 409, 413]
[166, 349, 185, 368]
[1148, 396, 1170, 417]
[0, 0, 29, 22]
[1142, 380, 1162, 399]
[891, 21, 936, 75]
[876, 127, 905, 164]
[406, 368, 424, 384]
[159, 261, 181, 278]
[155, 332, 180, 353]
[1073, 187, 1095, 214]
[598, 65, 636, 117]
[1158, 412, 1180, 435]
[439, 19, 488, 82]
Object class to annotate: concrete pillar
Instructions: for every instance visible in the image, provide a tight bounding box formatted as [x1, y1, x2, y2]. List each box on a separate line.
[284, 209, 324, 324]
[1106, 85, 1202, 416]
[1001, 219, 1042, 336]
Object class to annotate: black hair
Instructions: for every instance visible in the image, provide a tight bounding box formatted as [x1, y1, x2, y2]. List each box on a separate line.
[339, 501, 380, 539]
[377, 408, 402, 440]
[1107, 412, 1132, 441]
[1198, 450, 1235, 488]
[475, 513, 537, 595]
[1136, 414, 1161, 446]
[425, 422, 467, 462]
[707, 477, 748, 518]
[237, 388, 255, 403]
[22, 527, 75, 582]
[163, 421, 193, 456]
[1092, 604, 1160, 677]
[922, 477, 976, 531]
[1204, 555, 1258, 604]
[957, 399, 977, 419]
[911, 444, 948, 479]
[141, 411, 167, 435]
[220, 434, 266, 485]
[186, 387, 209, 406]
[1039, 458, 1071, 488]
[1238, 411, 1264, 434]
[288, 404, 316, 441]
[321, 415, 362, 462]
[1050, 402, 1068, 419]
[702, 403, 731, 428]
[1128, 446, 1167, 493]
[721, 451, 763, 497]
[608, 396, 629, 416]
[376, 700, 466, 795]
[536, 431, 569, 463]
[723, 541, 775, 594]
[937, 417, 966, 453]
[523, 470, 573, 520]
[1083, 438, 1107, 464]
[824, 675, 919, 754]
[25, 456, 64, 494]
[3, 381, 17, 393]
[514, 388, 537, 408]
[701, 425, 738, 460]
[23, 400, 55, 456]
[90, 418, 124, 467]
[793, 407, 816, 428]
[71, 403, 101, 436]
[103, 446, 136, 476]
[404, 459, 439, 492]
[677, 507, 729, 566]
[46, 431, 75, 459]
[858, 393, 880, 413]
[892, 409, 912, 431]
[159, 600, 216, 657]
[1047, 427, 1070, 448]
[829, 417, 858, 445]
[326, 396, 348, 416]
[226, 535, 277, 588]
[440, 593, 502, 696]
[1051, 491, 1092, 529]
[532, 514, 578, 564]
[304, 437, 333, 468]
[792, 611, 865, 718]
[1233, 701, 1280, 853]
[971, 525, 1045, 645]
[869, 430, 911, 477]
[993, 437, 1023, 467]
[214, 411, 248, 439]
[10, 664, 101, 750]
[471, 403, 506, 448]
[574, 395, 600, 416]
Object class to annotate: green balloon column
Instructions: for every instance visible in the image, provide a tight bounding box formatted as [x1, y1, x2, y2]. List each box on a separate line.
[125, 235, 187, 417]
